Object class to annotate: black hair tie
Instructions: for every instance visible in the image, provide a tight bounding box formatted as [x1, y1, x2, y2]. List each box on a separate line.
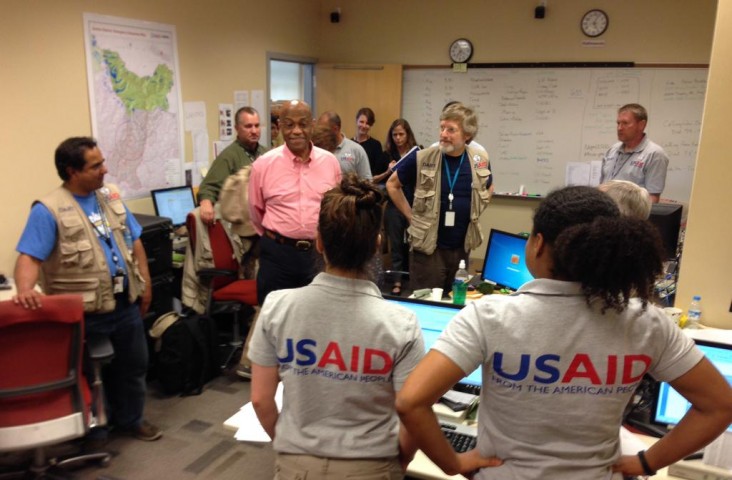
[637, 450, 656, 476]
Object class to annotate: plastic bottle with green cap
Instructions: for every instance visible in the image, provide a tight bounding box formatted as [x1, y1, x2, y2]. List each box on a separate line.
[452, 260, 469, 305]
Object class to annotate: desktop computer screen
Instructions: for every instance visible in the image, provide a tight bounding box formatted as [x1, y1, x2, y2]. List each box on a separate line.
[653, 339, 732, 432]
[648, 203, 683, 260]
[385, 297, 482, 389]
[479, 229, 534, 291]
[150, 186, 196, 228]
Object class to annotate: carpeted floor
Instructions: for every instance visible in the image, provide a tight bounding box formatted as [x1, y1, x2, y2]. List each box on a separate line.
[79, 370, 275, 480]
[2, 368, 426, 479]
[2, 369, 276, 480]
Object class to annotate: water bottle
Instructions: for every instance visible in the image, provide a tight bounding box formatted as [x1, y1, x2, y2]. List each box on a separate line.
[685, 295, 703, 329]
[452, 260, 469, 305]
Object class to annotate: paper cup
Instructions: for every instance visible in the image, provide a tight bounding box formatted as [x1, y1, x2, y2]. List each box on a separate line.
[431, 288, 444, 301]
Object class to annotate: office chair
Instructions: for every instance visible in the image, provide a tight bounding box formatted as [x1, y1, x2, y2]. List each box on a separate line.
[186, 210, 258, 369]
[0, 295, 113, 479]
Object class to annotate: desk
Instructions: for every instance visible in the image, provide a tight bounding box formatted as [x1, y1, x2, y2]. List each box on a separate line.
[0, 278, 16, 301]
[222, 398, 722, 480]
[405, 431, 678, 479]
[0, 278, 40, 302]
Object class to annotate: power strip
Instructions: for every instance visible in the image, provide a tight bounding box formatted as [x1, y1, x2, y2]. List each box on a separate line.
[668, 461, 732, 480]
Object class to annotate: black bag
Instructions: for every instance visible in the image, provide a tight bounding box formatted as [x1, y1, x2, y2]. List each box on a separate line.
[149, 311, 220, 396]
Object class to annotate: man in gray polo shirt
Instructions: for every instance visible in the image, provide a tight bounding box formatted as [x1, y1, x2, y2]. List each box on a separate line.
[600, 103, 669, 203]
[318, 111, 372, 180]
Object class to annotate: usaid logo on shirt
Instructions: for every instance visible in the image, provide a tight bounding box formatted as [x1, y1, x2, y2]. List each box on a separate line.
[490, 352, 652, 396]
[277, 338, 393, 383]
[631, 160, 646, 168]
[341, 153, 355, 165]
[630, 154, 646, 169]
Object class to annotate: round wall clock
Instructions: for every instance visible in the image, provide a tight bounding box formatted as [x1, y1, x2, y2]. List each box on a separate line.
[449, 38, 473, 63]
[581, 9, 609, 38]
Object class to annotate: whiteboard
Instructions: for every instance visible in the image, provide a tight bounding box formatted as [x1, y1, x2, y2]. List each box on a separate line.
[402, 67, 708, 201]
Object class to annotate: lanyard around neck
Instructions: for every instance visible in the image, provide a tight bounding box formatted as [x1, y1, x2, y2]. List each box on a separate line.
[443, 151, 466, 194]
[444, 151, 466, 211]
[89, 197, 124, 274]
[91, 197, 112, 242]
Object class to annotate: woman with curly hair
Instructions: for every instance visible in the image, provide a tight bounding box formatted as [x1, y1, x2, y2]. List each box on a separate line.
[249, 174, 425, 479]
[397, 186, 732, 479]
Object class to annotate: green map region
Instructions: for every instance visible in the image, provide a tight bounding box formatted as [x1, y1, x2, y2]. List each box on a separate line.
[102, 50, 174, 112]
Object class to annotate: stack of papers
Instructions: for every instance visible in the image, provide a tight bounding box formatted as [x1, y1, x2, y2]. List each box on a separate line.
[223, 383, 283, 442]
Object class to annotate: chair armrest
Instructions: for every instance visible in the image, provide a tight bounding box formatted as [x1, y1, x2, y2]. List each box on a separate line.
[197, 268, 238, 281]
[87, 334, 114, 363]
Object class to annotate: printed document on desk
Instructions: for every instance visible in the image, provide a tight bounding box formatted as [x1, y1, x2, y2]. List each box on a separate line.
[225, 383, 283, 442]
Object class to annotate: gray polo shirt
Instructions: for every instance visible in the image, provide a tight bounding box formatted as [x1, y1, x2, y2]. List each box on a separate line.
[600, 135, 670, 195]
[433, 278, 701, 479]
[335, 137, 372, 180]
[249, 273, 424, 458]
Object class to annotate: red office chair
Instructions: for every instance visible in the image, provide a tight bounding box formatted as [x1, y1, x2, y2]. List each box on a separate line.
[0, 294, 112, 478]
[186, 211, 258, 369]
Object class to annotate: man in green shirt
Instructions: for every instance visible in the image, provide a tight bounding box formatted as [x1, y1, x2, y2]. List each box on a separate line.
[198, 106, 268, 225]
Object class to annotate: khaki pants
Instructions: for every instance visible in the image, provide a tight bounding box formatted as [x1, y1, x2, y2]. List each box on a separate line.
[238, 307, 259, 369]
[274, 453, 403, 480]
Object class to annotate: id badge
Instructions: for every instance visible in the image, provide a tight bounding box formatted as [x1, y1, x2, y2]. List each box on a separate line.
[444, 211, 456, 227]
[113, 274, 125, 294]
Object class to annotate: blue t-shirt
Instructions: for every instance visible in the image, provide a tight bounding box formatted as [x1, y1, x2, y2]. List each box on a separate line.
[396, 149, 479, 249]
[388, 149, 416, 205]
[16, 192, 142, 278]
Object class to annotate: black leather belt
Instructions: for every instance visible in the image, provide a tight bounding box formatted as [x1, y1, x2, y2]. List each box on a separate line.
[264, 229, 314, 251]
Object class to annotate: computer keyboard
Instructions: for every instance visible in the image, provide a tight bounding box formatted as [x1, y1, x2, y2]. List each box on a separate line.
[440, 423, 477, 453]
[453, 383, 481, 396]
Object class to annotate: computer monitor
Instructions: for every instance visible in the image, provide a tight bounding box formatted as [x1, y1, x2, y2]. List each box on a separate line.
[150, 186, 196, 228]
[479, 229, 534, 291]
[384, 297, 481, 391]
[648, 203, 683, 260]
[653, 339, 732, 433]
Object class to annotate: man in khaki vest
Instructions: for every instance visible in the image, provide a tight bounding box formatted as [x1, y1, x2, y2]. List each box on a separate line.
[387, 103, 494, 294]
[13, 137, 161, 445]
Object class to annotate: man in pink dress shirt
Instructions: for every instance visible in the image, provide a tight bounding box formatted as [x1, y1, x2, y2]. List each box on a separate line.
[248, 100, 341, 305]
[236, 101, 341, 380]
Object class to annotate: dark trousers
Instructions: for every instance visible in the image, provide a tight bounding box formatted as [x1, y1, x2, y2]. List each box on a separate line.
[410, 247, 466, 293]
[256, 234, 321, 305]
[84, 297, 148, 433]
[384, 202, 409, 273]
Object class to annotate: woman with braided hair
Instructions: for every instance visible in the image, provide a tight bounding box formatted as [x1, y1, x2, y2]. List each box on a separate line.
[249, 174, 426, 479]
[397, 186, 732, 479]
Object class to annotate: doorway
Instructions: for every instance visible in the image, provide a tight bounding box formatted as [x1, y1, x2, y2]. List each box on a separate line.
[267, 54, 316, 147]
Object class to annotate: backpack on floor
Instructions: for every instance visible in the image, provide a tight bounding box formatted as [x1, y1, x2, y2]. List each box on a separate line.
[149, 311, 220, 396]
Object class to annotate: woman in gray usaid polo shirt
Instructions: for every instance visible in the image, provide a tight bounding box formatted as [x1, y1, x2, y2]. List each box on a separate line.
[397, 186, 732, 480]
[249, 174, 425, 479]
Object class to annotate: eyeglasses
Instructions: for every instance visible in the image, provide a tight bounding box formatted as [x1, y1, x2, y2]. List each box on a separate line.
[440, 125, 461, 135]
